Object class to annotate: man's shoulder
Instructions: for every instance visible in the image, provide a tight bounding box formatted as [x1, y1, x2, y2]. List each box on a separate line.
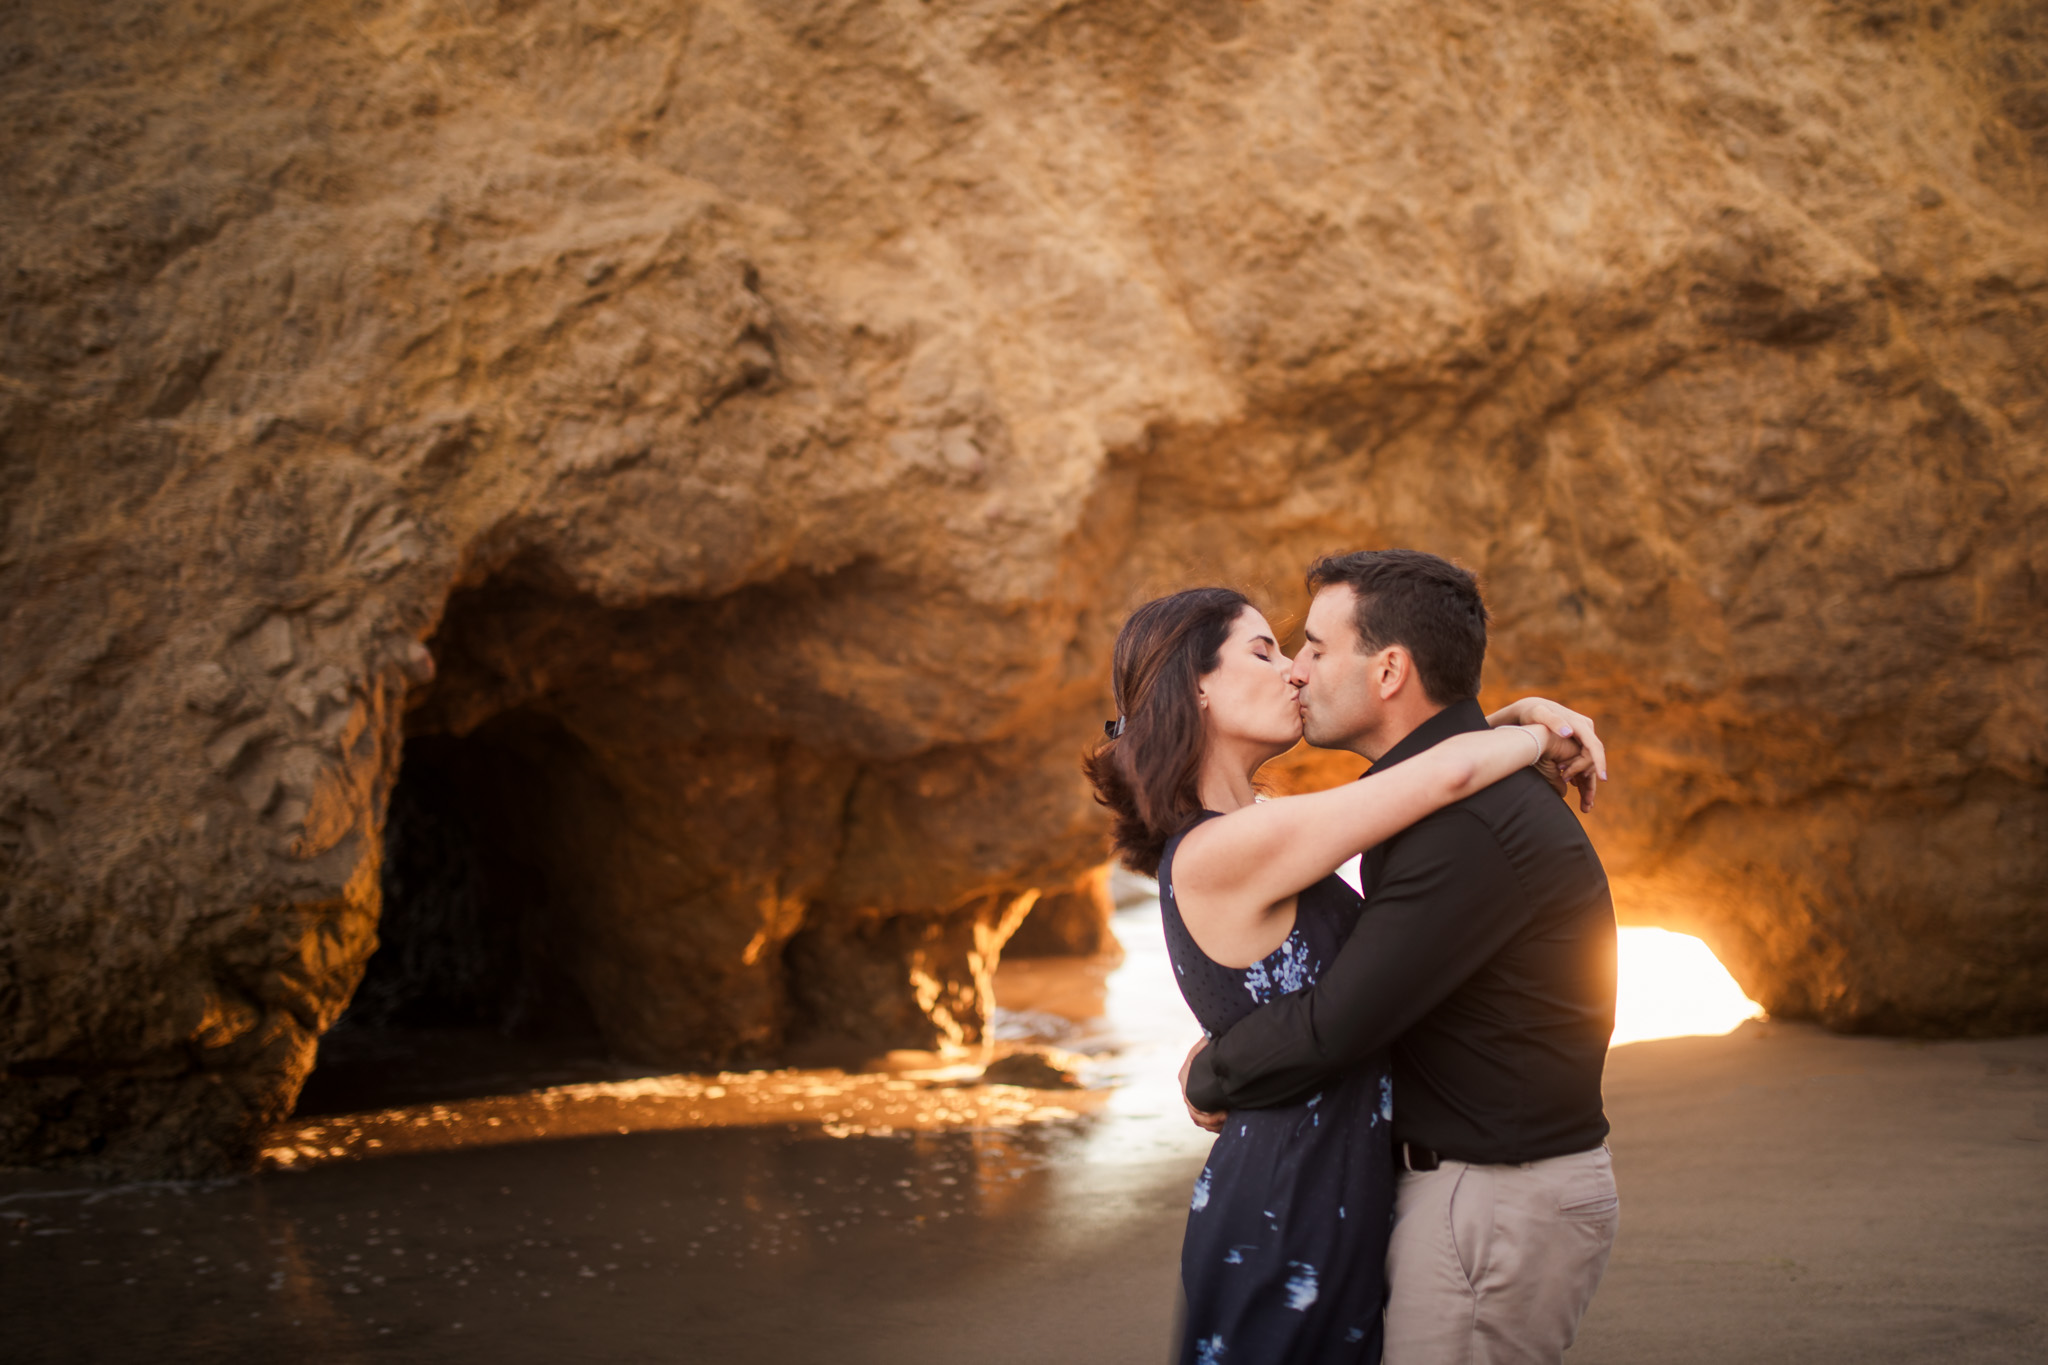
[1459, 768, 1607, 879]
[1385, 770, 1592, 863]
[1458, 766, 1575, 821]
[1394, 765, 1552, 829]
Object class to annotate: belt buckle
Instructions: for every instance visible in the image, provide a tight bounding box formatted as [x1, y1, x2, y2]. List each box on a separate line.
[1399, 1141, 1441, 1172]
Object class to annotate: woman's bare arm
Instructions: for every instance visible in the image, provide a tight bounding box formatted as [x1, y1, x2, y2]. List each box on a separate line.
[1172, 723, 1564, 958]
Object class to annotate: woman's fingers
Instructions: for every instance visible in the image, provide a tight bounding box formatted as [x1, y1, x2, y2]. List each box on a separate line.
[1528, 697, 1608, 784]
[1506, 697, 1610, 808]
[1522, 698, 1577, 738]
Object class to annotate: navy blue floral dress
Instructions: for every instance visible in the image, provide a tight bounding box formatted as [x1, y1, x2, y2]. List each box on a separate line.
[1160, 812, 1394, 1365]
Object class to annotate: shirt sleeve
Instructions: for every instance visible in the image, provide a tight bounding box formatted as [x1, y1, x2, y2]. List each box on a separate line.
[1184, 807, 1528, 1113]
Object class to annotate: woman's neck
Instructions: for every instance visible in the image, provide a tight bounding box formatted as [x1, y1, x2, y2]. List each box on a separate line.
[1196, 742, 1268, 814]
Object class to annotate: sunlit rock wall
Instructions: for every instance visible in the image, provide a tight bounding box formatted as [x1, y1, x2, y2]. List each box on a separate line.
[2, 0, 2043, 1173]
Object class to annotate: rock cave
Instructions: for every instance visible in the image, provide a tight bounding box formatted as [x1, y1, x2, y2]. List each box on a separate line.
[3, 0, 2044, 1177]
[296, 560, 1098, 1119]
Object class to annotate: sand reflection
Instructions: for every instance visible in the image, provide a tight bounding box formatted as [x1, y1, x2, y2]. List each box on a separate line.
[266, 886, 1763, 1175]
[268, 1064, 1100, 1168]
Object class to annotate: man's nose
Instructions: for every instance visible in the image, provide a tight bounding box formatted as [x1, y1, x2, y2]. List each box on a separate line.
[1287, 656, 1310, 687]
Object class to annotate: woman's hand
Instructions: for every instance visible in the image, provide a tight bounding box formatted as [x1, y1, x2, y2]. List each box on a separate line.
[1491, 697, 1607, 812]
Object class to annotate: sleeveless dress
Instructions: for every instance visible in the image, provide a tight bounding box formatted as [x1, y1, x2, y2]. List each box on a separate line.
[1160, 812, 1394, 1365]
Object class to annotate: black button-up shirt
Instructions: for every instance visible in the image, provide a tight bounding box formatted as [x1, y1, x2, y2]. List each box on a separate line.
[1184, 697, 1617, 1165]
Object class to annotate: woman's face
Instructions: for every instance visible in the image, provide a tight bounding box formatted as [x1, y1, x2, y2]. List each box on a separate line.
[1197, 608, 1303, 752]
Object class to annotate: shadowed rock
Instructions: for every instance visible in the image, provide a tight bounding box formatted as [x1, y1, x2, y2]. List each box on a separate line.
[1, 0, 2043, 1175]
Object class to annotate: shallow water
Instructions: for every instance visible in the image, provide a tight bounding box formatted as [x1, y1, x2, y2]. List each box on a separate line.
[2, 906, 1211, 1365]
[4, 1123, 1170, 1364]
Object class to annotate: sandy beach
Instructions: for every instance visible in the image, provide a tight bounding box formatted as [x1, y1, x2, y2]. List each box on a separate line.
[4, 1018, 2041, 1364]
[1574, 1023, 2048, 1363]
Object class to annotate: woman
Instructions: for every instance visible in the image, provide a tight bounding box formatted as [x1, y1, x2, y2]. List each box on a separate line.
[1082, 587, 1597, 1365]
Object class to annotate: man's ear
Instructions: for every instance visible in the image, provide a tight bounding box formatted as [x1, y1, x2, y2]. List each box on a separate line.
[1377, 646, 1413, 700]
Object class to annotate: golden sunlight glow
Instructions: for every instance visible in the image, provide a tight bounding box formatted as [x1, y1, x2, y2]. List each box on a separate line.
[1611, 926, 1765, 1047]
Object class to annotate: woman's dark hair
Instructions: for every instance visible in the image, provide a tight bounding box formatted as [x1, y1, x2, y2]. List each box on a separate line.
[1081, 587, 1252, 877]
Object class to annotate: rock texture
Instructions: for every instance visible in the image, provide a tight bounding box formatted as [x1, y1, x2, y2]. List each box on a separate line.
[3, 0, 2044, 1174]
[1005, 866, 1119, 958]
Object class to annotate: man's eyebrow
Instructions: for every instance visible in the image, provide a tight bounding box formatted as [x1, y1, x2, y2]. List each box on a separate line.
[1302, 628, 1322, 644]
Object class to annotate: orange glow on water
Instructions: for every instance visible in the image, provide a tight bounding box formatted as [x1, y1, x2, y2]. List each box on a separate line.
[266, 897, 1764, 1172]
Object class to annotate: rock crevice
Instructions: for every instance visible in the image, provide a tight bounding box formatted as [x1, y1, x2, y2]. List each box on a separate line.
[3, 0, 2044, 1174]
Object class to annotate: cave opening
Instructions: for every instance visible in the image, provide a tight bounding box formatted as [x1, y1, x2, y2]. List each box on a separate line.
[292, 711, 640, 1117]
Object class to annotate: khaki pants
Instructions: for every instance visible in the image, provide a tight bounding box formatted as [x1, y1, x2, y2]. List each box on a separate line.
[1385, 1144, 1619, 1365]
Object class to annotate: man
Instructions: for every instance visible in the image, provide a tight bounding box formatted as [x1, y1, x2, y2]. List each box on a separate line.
[1181, 549, 1621, 1365]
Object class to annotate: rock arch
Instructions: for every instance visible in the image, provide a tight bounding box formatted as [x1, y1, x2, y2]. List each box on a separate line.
[3, 0, 2044, 1175]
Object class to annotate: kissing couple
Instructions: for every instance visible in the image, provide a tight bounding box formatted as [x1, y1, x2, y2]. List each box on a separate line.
[1084, 550, 1622, 1365]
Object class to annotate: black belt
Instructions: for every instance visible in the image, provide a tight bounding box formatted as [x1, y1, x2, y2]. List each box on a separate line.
[1395, 1140, 1444, 1172]
[1395, 1141, 1604, 1169]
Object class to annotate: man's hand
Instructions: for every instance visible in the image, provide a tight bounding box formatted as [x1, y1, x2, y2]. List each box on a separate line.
[1180, 1037, 1227, 1134]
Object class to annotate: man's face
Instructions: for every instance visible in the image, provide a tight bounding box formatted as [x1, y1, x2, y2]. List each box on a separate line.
[1290, 584, 1384, 752]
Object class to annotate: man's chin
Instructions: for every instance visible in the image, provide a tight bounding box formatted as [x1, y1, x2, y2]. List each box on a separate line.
[1299, 721, 1349, 751]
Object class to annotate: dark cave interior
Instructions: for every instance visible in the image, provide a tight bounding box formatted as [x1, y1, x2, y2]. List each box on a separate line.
[292, 714, 633, 1117]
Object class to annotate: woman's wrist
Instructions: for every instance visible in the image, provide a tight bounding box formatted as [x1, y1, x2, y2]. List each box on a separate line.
[1515, 724, 1546, 766]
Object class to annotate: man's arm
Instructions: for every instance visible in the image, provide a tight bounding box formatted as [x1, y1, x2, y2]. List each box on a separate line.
[1184, 806, 1529, 1113]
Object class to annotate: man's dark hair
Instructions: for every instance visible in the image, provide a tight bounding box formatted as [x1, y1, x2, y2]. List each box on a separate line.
[1305, 549, 1488, 703]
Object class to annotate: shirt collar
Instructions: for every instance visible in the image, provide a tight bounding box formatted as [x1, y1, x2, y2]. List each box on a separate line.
[1364, 696, 1491, 774]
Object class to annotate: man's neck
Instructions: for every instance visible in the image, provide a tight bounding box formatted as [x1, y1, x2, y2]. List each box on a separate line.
[1367, 697, 1491, 772]
[1350, 698, 1448, 763]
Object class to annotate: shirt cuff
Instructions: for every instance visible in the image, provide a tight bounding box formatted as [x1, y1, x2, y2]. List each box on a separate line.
[1186, 1048, 1228, 1114]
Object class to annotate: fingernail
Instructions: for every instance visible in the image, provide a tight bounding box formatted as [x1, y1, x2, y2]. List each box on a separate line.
[1561, 726, 1573, 736]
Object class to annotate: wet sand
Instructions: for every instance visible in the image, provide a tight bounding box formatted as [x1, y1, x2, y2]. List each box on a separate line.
[5, 936, 2045, 1364]
[1, 1121, 1197, 1365]
[1574, 1022, 2048, 1364]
